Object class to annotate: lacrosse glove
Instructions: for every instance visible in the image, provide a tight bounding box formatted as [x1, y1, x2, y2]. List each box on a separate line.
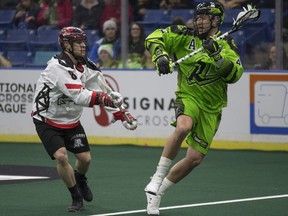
[152, 48, 173, 75]
[110, 91, 123, 108]
[112, 109, 138, 130]
[95, 91, 123, 108]
[202, 37, 222, 62]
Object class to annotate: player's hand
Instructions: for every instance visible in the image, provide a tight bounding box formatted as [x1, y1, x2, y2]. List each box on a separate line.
[110, 91, 123, 108]
[112, 110, 138, 130]
[152, 50, 173, 75]
[202, 37, 222, 61]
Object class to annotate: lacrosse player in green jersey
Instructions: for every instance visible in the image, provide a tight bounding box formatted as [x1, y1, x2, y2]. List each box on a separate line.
[144, 1, 244, 215]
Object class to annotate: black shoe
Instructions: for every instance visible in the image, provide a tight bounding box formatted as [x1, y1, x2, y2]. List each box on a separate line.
[67, 196, 83, 212]
[75, 170, 93, 202]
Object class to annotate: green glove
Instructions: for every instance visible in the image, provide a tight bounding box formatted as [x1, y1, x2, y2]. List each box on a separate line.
[152, 49, 173, 75]
[202, 37, 222, 61]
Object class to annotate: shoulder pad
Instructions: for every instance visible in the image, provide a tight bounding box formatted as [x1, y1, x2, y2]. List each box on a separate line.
[85, 58, 100, 70]
[171, 25, 195, 36]
[54, 53, 74, 69]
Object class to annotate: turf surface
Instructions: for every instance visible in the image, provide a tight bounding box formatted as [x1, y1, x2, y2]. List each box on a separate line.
[0, 142, 287, 216]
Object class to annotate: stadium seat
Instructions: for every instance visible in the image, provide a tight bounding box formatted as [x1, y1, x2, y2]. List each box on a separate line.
[171, 9, 194, 22]
[28, 29, 60, 52]
[5, 29, 36, 41]
[0, 40, 28, 52]
[85, 29, 100, 49]
[26, 51, 59, 67]
[0, 9, 16, 29]
[0, 29, 37, 52]
[6, 51, 33, 67]
[0, 29, 5, 40]
[139, 9, 172, 29]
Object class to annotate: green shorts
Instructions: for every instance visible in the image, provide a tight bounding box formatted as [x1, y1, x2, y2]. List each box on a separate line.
[174, 97, 222, 155]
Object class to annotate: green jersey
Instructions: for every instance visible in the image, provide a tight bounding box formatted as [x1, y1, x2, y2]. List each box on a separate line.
[145, 25, 244, 113]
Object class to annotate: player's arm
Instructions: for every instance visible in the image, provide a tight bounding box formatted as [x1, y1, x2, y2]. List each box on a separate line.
[202, 36, 244, 83]
[145, 28, 174, 75]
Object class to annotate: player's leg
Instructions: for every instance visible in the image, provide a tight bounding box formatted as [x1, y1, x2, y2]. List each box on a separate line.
[66, 123, 93, 202]
[33, 119, 83, 212]
[53, 147, 84, 212]
[74, 151, 93, 202]
[145, 114, 193, 215]
[145, 114, 193, 193]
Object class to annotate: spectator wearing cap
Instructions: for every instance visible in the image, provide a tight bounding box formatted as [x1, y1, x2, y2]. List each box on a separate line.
[96, 44, 118, 69]
[88, 19, 121, 63]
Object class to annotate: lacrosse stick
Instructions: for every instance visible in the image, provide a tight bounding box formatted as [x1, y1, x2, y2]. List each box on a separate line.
[172, 4, 261, 67]
[95, 71, 134, 124]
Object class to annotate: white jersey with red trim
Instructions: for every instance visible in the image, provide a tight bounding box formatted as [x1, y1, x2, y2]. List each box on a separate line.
[32, 52, 102, 128]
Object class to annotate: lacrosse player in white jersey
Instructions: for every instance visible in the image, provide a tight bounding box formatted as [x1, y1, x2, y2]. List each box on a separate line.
[32, 26, 137, 212]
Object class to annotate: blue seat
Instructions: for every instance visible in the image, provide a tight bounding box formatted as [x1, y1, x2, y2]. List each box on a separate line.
[139, 9, 172, 29]
[0, 9, 16, 29]
[0, 40, 28, 52]
[26, 51, 59, 67]
[7, 51, 33, 67]
[144, 9, 171, 22]
[0, 29, 5, 40]
[171, 9, 194, 22]
[5, 29, 37, 41]
[85, 29, 100, 48]
[28, 29, 60, 52]
[0, 29, 37, 52]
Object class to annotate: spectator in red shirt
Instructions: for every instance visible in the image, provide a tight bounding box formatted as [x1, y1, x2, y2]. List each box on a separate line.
[99, 0, 132, 29]
[36, 0, 73, 29]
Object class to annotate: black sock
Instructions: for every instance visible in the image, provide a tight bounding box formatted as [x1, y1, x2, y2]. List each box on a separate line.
[75, 170, 86, 180]
[68, 185, 81, 198]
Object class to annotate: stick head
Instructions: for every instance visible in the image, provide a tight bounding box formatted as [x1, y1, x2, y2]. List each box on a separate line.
[232, 4, 261, 32]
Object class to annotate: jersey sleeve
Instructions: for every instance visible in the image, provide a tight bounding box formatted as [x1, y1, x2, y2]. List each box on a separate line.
[217, 36, 244, 84]
[145, 25, 189, 58]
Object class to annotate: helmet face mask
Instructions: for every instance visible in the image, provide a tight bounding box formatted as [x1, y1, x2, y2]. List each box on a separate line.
[58, 27, 87, 59]
[195, 2, 224, 24]
[194, 1, 224, 37]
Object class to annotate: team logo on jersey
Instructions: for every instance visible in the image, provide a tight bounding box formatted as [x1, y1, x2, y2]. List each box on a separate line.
[57, 94, 74, 105]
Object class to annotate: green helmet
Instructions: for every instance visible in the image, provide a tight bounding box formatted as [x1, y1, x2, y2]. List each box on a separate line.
[195, 1, 225, 24]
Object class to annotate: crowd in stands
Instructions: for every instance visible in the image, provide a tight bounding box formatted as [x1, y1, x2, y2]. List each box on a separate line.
[0, 0, 287, 70]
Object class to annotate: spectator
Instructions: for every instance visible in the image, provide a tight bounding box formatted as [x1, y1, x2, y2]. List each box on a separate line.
[88, 19, 121, 63]
[13, 0, 40, 29]
[160, 0, 194, 10]
[132, 0, 160, 21]
[172, 16, 185, 25]
[143, 49, 155, 69]
[186, 18, 194, 29]
[0, 0, 18, 9]
[0, 53, 12, 68]
[72, 0, 105, 30]
[99, 0, 133, 28]
[96, 44, 118, 69]
[119, 22, 146, 69]
[217, 0, 247, 9]
[255, 44, 288, 70]
[36, 0, 73, 29]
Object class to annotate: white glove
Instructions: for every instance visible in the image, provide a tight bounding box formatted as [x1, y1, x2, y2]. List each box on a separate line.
[110, 91, 123, 108]
[112, 110, 138, 130]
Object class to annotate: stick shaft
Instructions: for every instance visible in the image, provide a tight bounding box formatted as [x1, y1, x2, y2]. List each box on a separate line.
[96, 72, 132, 123]
[172, 31, 231, 67]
